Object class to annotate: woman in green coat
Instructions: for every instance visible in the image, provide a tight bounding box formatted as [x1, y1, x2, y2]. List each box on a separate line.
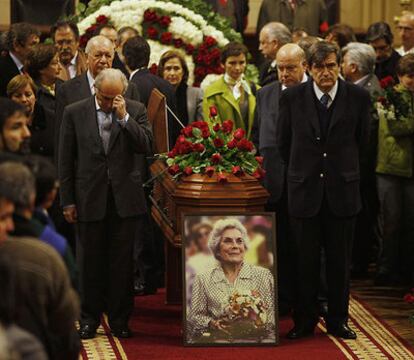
[375, 54, 414, 287]
[202, 42, 257, 139]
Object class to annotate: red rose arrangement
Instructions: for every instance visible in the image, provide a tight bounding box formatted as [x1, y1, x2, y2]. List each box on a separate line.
[79, 9, 224, 86]
[161, 106, 265, 183]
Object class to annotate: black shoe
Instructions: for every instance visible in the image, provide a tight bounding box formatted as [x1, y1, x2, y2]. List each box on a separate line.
[111, 327, 132, 338]
[78, 324, 97, 339]
[286, 325, 315, 339]
[327, 324, 357, 339]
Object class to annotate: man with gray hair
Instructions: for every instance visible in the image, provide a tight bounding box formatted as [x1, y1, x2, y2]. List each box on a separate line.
[59, 68, 152, 339]
[396, 11, 414, 56]
[258, 22, 292, 86]
[341, 42, 382, 278]
[55, 35, 141, 165]
[341, 42, 382, 96]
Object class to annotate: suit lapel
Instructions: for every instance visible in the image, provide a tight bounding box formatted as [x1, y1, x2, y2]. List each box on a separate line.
[86, 97, 105, 153]
[79, 73, 93, 98]
[107, 113, 121, 153]
[304, 81, 321, 137]
[327, 80, 347, 138]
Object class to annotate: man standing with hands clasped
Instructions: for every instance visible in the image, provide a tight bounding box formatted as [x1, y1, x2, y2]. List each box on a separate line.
[276, 41, 370, 340]
[59, 68, 152, 339]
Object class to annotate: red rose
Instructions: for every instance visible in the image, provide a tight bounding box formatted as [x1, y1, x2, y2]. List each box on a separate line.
[210, 48, 221, 59]
[159, 15, 171, 28]
[174, 38, 184, 48]
[211, 153, 221, 164]
[195, 67, 206, 78]
[213, 123, 221, 132]
[227, 139, 237, 149]
[217, 172, 228, 183]
[403, 293, 414, 303]
[213, 138, 224, 147]
[160, 32, 172, 44]
[184, 166, 193, 176]
[167, 149, 176, 158]
[233, 128, 245, 140]
[96, 15, 108, 24]
[380, 76, 394, 89]
[209, 105, 218, 118]
[147, 26, 159, 39]
[204, 36, 217, 47]
[168, 164, 180, 175]
[176, 140, 193, 155]
[79, 35, 88, 48]
[183, 126, 193, 137]
[196, 54, 204, 63]
[255, 156, 263, 165]
[237, 139, 254, 152]
[149, 63, 158, 75]
[232, 165, 243, 177]
[88, 24, 98, 33]
[144, 9, 158, 22]
[177, 135, 186, 144]
[201, 129, 210, 138]
[185, 44, 195, 55]
[252, 168, 266, 180]
[205, 166, 215, 177]
[192, 121, 209, 130]
[193, 143, 205, 152]
[319, 21, 329, 34]
[222, 120, 233, 134]
[204, 54, 212, 65]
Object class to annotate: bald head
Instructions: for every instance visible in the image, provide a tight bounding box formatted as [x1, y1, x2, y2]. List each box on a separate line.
[276, 43, 307, 87]
[398, 12, 414, 52]
[85, 35, 115, 78]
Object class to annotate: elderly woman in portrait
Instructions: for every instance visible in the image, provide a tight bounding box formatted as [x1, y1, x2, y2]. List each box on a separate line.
[7, 75, 54, 159]
[188, 218, 274, 341]
[157, 50, 204, 127]
[25, 43, 62, 113]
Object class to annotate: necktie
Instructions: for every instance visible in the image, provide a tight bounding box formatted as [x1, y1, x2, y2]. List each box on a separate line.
[320, 93, 330, 108]
[100, 111, 112, 153]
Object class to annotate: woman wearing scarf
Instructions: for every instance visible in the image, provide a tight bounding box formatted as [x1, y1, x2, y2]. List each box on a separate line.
[202, 42, 257, 139]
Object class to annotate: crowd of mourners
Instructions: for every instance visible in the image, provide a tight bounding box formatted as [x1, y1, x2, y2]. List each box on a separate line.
[1, 2, 414, 357]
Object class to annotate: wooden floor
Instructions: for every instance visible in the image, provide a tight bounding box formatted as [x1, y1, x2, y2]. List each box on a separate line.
[351, 275, 414, 346]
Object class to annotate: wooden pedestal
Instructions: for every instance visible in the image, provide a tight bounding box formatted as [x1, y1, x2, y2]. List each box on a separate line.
[150, 160, 269, 304]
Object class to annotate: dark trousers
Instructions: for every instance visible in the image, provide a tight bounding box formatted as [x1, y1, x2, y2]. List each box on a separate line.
[289, 199, 355, 329]
[77, 187, 137, 328]
[377, 174, 414, 283]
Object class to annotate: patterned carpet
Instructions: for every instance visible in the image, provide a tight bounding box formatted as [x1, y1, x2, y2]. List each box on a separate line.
[80, 293, 414, 360]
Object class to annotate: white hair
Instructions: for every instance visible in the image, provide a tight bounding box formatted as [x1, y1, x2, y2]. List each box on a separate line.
[208, 218, 250, 260]
[261, 22, 292, 45]
[94, 68, 128, 94]
[85, 35, 114, 55]
[342, 42, 376, 76]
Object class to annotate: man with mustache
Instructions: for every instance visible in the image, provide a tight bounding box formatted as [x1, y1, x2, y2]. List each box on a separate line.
[277, 41, 370, 340]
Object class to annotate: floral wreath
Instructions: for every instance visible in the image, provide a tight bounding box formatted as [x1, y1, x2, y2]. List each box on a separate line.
[76, 0, 258, 87]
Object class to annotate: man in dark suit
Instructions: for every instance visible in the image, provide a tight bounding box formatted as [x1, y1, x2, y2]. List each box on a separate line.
[0, 23, 39, 97]
[59, 68, 152, 339]
[55, 35, 141, 165]
[277, 41, 370, 340]
[254, 43, 307, 315]
[258, 22, 292, 86]
[123, 35, 177, 295]
[341, 42, 382, 278]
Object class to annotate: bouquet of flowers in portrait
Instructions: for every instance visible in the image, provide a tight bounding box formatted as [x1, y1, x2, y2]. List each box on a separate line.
[376, 75, 410, 122]
[159, 106, 265, 183]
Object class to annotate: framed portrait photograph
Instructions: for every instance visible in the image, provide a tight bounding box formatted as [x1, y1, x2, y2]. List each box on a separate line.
[182, 213, 278, 346]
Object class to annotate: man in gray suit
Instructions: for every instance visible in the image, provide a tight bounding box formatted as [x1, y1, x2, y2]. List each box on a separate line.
[253, 43, 307, 315]
[59, 69, 152, 339]
[341, 42, 382, 277]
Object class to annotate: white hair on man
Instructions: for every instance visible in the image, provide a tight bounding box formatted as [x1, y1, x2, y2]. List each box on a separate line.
[208, 218, 250, 259]
[94, 68, 128, 94]
[342, 42, 376, 76]
[85, 35, 115, 54]
[262, 22, 292, 46]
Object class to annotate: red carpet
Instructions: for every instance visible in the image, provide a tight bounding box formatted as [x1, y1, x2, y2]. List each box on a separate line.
[80, 290, 414, 360]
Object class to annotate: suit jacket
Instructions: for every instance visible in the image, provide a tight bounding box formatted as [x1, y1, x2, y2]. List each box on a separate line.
[112, 52, 130, 79]
[276, 79, 370, 218]
[257, 0, 327, 36]
[58, 97, 152, 221]
[358, 73, 382, 98]
[187, 86, 204, 122]
[202, 76, 257, 139]
[56, 50, 88, 81]
[254, 81, 285, 204]
[55, 72, 141, 164]
[259, 61, 278, 87]
[0, 53, 20, 97]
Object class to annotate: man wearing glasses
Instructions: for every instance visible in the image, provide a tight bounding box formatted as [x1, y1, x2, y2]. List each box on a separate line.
[51, 20, 88, 81]
[276, 41, 370, 341]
